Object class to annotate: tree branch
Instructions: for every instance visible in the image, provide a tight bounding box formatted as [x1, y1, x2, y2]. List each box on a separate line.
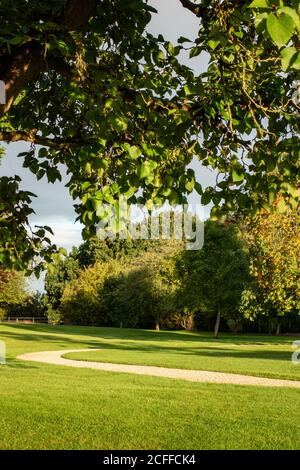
[0, 42, 46, 117]
[178, 0, 205, 17]
[0, 131, 89, 149]
[0, 1, 98, 117]
[64, 0, 97, 31]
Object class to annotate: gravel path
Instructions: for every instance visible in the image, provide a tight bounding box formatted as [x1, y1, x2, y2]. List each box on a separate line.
[17, 349, 300, 388]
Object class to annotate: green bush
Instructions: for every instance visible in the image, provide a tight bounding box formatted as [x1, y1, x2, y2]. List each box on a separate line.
[47, 308, 62, 325]
[60, 260, 124, 325]
[0, 306, 7, 321]
[59, 243, 181, 328]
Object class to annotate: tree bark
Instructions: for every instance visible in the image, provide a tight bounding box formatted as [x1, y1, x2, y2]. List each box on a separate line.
[156, 322, 160, 331]
[65, 0, 97, 31]
[276, 321, 281, 336]
[214, 309, 221, 338]
[185, 314, 196, 331]
[0, 0, 97, 117]
[0, 42, 46, 117]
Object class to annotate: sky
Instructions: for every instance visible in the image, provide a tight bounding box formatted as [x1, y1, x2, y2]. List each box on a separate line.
[0, 0, 216, 290]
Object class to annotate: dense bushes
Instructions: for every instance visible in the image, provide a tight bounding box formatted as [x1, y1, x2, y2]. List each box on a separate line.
[60, 260, 121, 325]
[59, 242, 181, 329]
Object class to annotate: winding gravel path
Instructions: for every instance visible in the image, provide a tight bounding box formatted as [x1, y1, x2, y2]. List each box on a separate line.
[17, 349, 300, 388]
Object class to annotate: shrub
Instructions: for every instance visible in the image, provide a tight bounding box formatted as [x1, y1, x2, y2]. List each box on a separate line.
[60, 260, 124, 325]
[47, 307, 62, 325]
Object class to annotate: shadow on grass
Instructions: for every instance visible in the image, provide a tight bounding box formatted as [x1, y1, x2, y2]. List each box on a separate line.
[71, 341, 293, 362]
[1, 359, 37, 370]
[0, 324, 296, 372]
[0, 323, 296, 346]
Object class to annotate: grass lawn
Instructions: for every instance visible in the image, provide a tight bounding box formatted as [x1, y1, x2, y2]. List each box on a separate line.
[0, 323, 300, 450]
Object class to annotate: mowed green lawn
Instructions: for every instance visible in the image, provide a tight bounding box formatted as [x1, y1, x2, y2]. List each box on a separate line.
[0, 323, 300, 450]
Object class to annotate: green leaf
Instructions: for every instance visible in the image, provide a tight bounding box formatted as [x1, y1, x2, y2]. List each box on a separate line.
[169, 190, 180, 205]
[281, 46, 298, 70]
[189, 46, 202, 58]
[44, 225, 54, 235]
[111, 116, 128, 132]
[249, 0, 272, 8]
[38, 148, 48, 158]
[153, 50, 166, 63]
[9, 36, 25, 45]
[166, 42, 175, 56]
[254, 12, 269, 31]
[102, 186, 115, 204]
[207, 39, 220, 51]
[278, 7, 300, 32]
[177, 36, 193, 44]
[267, 12, 295, 48]
[291, 52, 300, 69]
[195, 182, 203, 195]
[231, 169, 244, 183]
[185, 180, 195, 193]
[201, 191, 212, 205]
[128, 145, 142, 160]
[137, 160, 157, 179]
[277, 198, 288, 213]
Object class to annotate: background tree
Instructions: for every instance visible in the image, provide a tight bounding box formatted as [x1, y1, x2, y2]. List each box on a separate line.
[129, 244, 180, 331]
[177, 221, 251, 337]
[240, 208, 300, 334]
[60, 259, 124, 325]
[59, 240, 180, 328]
[102, 265, 153, 328]
[76, 237, 149, 268]
[45, 253, 80, 309]
[0, 268, 28, 319]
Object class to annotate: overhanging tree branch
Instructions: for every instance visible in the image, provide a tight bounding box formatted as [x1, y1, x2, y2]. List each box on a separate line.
[64, 0, 97, 31]
[178, 0, 205, 17]
[0, 131, 90, 149]
[0, 42, 46, 117]
[0, 0, 98, 117]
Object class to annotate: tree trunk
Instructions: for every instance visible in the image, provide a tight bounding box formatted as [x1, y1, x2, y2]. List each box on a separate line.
[185, 314, 196, 331]
[156, 322, 160, 331]
[214, 309, 221, 338]
[276, 321, 281, 336]
[119, 321, 123, 329]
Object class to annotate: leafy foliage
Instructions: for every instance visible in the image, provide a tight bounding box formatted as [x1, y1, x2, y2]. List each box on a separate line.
[0, 0, 299, 270]
[60, 259, 123, 326]
[59, 241, 180, 328]
[0, 176, 62, 274]
[176, 221, 251, 336]
[45, 254, 80, 309]
[0, 268, 28, 319]
[240, 208, 300, 325]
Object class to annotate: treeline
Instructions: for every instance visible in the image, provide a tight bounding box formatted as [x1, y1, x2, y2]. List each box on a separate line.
[43, 210, 299, 336]
[0, 210, 299, 336]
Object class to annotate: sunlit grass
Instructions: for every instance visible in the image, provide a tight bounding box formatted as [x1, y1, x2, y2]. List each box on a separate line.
[0, 324, 299, 450]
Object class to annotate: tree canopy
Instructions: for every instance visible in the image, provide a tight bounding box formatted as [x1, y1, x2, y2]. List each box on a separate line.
[176, 220, 250, 336]
[240, 208, 300, 331]
[0, 0, 299, 271]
